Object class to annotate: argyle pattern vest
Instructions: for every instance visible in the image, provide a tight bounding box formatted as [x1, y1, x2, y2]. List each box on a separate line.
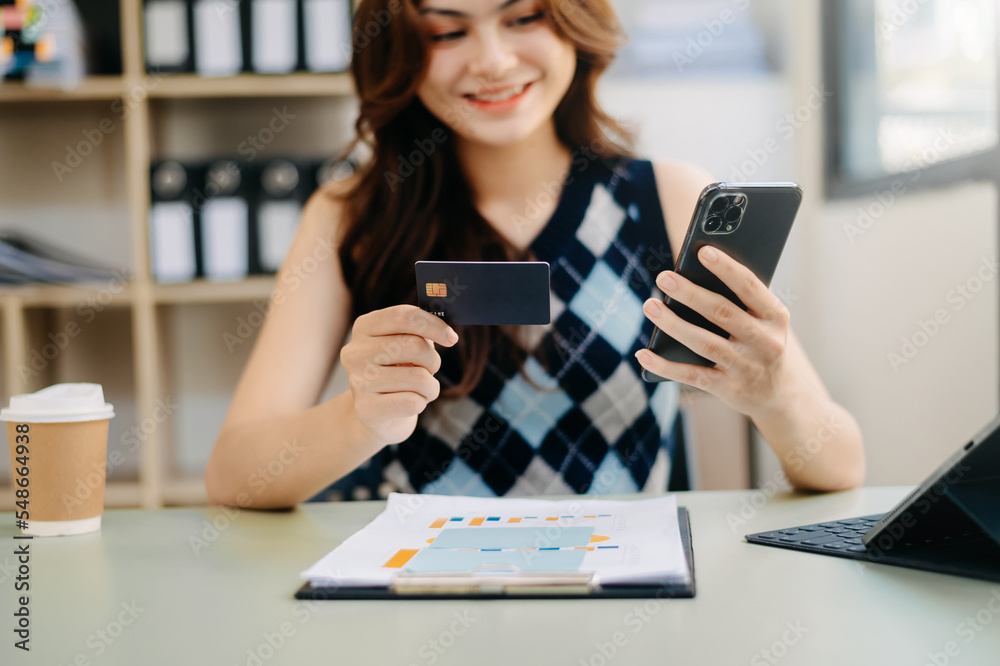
[380, 157, 682, 496]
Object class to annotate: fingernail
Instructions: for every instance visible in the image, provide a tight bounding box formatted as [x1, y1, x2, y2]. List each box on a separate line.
[657, 272, 677, 292]
[701, 246, 718, 263]
[643, 299, 663, 316]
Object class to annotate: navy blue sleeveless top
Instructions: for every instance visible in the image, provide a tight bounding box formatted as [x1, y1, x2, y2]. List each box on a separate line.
[374, 156, 682, 496]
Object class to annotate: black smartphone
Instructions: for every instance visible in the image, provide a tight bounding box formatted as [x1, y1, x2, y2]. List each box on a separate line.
[641, 182, 802, 382]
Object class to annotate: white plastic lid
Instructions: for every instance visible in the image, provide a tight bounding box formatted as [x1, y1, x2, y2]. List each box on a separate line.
[0, 383, 115, 423]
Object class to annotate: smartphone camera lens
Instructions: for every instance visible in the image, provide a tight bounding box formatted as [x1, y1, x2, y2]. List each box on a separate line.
[710, 197, 727, 213]
[724, 206, 741, 223]
[705, 215, 722, 232]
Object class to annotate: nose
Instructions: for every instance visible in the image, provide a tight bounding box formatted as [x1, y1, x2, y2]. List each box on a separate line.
[468, 27, 517, 82]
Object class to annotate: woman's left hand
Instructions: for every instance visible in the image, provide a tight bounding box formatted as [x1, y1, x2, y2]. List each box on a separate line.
[635, 245, 792, 418]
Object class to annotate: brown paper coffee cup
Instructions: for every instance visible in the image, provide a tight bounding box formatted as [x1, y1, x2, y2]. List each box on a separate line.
[2, 383, 115, 537]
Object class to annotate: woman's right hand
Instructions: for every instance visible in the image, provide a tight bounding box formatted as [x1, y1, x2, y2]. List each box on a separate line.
[340, 304, 459, 445]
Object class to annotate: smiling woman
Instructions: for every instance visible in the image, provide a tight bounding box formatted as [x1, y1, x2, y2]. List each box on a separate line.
[336, 0, 634, 399]
[205, 0, 865, 508]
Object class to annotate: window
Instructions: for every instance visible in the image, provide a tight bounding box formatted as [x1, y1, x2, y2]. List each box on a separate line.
[824, 0, 1000, 197]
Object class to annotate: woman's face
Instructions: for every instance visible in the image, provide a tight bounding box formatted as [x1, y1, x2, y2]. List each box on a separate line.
[414, 0, 577, 148]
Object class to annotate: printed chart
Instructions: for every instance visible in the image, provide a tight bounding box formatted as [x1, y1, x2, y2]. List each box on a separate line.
[301, 493, 688, 587]
[386, 514, 624, 573]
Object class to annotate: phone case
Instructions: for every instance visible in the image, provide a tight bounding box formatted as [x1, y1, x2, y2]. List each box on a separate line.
[642, 182, 802, 382]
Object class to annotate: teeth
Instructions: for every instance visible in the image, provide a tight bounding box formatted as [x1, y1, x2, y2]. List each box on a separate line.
[470, 84, 526, 102]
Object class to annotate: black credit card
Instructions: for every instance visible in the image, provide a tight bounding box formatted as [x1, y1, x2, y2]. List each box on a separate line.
[415, 261, 550, 326]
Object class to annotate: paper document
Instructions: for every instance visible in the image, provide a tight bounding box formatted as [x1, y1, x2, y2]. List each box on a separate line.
[301, 493, 690, 587]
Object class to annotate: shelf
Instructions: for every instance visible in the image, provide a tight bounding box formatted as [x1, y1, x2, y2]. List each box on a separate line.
[0, 481, 144, 509]
[0, 76, 125, 102]
[1, 0, 359, 511]
[154, 276, 276, 305]
[0, 73, 355, 102]
[0, 281, 134, 309]
[0, 277, 280, 308]
[149, 73, 355, 99]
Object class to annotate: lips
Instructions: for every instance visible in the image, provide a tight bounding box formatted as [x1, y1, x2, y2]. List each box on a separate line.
[464, 82, 532, 102]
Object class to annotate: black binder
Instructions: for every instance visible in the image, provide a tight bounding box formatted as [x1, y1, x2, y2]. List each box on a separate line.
[149, 160, 201, 283]
[143, 0, 194, 73]
[747, 411, 1000, 583]
[295, 507, 695, 600]
[251, 158, 310, 275]
[248, 0, 300, 74]
[313, 155, 357, 190]
[192, 0, 244, 76]
[199, 159, 250, 281]
[301, 0, 353, 73]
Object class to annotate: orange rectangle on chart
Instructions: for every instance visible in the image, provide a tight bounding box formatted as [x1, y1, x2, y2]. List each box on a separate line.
[429, 518, 448, 529]
[426, 283, 447, 297]
[507, 517, 522, 523]
[470, 517, 486, 526]
[383, 549, 420, 568]
[546, 517, 559, 521]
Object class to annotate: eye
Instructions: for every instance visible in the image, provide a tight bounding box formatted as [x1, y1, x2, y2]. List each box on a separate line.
[511, 11, 544, 26]
[430, 31, 466, 43]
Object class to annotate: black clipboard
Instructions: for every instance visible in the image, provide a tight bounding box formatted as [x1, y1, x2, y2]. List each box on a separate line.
[295, 507, 695, 600]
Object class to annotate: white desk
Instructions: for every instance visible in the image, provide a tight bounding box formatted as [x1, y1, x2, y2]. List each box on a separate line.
[2, 487, 998, 665]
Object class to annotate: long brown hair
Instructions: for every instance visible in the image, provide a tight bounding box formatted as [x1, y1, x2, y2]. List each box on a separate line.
[331, 0, 636, 398]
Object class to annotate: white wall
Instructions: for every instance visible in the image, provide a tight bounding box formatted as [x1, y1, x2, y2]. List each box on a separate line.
[598, 75, 795, 181]
[796, 181, 999, 485]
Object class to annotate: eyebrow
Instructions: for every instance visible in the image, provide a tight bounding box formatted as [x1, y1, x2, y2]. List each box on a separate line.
[418, 0, 525, 19]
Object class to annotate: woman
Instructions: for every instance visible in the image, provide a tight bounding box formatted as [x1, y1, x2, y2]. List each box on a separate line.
[206, 0, 864, 508]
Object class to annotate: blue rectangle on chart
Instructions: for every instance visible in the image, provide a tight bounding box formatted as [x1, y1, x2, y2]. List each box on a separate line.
[405, 548, 587, 573]
[430, 526, 594, 550]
